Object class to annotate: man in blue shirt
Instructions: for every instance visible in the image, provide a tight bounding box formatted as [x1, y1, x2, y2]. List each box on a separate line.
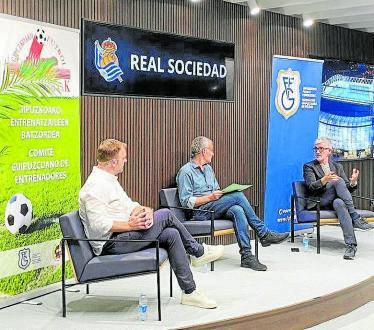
[177, 136, 289, 271]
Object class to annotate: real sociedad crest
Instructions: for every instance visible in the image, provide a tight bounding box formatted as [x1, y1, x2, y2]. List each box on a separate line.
[94, 38, 123, 82]
[275, 68, 301, 119]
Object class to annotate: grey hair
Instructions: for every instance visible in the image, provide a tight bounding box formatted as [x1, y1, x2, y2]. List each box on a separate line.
[315, 137, 333, 148]
[190, 136, 212, 158]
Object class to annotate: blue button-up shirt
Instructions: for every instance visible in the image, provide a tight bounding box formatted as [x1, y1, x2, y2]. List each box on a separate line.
[176, 160, 220, 208]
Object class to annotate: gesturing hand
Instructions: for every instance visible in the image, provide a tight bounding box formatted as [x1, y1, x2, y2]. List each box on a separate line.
[350, 168, 359, 185]
[322, 171, 339, 184]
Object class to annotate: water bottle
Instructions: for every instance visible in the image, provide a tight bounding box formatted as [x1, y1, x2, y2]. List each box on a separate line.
[302, 233, 309, 252]
[201, 263, 209, 273]
[138, 294, 147, 321]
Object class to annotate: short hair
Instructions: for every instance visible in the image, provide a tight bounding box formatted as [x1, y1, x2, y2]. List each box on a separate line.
[190, 136, 212, 158]
[97, 139, 126, 162]
[315, 137, 333, 148]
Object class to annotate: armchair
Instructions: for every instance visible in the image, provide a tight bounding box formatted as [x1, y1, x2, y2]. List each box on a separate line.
[290, 181, 374, 254]
[159, 188, 259, 271]
[59, 210, 171, 320]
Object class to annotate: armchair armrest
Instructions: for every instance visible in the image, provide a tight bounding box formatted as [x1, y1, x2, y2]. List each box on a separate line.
[62, 237, 159, 244]
[352, 195, 374, 208]
[160, 205, 216, 235]
[352, 195, 374, 201]
[160, 205, 214, 214]
[60, 237, 161, 270]
[294, 195, 320, 203]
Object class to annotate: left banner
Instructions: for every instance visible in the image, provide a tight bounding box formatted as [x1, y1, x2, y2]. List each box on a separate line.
[0, 14, 80, 307]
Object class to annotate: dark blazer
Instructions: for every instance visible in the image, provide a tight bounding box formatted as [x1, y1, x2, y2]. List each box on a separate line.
[303, 159, 357, 209]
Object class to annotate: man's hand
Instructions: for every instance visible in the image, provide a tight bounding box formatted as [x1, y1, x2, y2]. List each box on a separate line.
[143, 207, 154, 229]
[128, 210, 148, 230]
[350, 168, 359, 186]
[209, 190, 224, 201]
[112, 206, 154, 232]
[321, 171, 340, 185]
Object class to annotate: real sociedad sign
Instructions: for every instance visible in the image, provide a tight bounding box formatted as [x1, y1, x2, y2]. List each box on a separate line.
[83, 19, 235, 100]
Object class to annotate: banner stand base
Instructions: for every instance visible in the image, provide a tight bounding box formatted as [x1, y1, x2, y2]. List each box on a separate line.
[21, 300, 42, 306]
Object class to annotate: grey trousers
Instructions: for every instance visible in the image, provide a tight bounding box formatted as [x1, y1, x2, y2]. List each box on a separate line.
[102, 208, 203, 292]
[319, 178, 357, 245]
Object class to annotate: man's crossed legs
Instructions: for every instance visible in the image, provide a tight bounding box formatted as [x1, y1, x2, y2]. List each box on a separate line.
[196, 192, 289, 271]
[102, 208, 224, 308]
[319, 178, 373, 259]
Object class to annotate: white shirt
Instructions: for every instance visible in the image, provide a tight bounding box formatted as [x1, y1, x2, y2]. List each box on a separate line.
[79, 166, 140, 255]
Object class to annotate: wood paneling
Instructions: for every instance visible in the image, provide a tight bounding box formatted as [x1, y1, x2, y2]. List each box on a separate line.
[1, 0, 373, 212]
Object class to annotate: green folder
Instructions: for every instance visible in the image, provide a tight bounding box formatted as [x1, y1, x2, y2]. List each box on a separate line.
[221, 183, 252, 194]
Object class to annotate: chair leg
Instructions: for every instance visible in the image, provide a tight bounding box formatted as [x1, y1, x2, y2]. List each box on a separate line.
[317, 223, 320, 254]
[317, 204, 321, 254]
[210, 234, 215, 271]
[157, 265, 161, 321]
[169, 264, 173, 297]
[255, 233, 259, 259]
[61, 240, 66, 317]
[86, 284, 89, 295]
[291, 195, 295, 243]
[210, 212, 215, 271]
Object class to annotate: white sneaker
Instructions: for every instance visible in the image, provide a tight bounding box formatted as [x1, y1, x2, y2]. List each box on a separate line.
[190, 243, 224, 267]
[181, 289, 217, 309]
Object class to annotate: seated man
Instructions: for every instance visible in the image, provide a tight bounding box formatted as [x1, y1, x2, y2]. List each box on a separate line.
[303, 137, 373, 260]
[79, 139, 224, 309]
[176, 136, 289, 272]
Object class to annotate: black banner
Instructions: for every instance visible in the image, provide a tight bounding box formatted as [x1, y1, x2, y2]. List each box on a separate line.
[82, 19, 235, 100]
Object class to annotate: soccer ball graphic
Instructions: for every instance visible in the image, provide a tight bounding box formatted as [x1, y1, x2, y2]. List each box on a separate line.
[4, 194, 33, 234]
[36, 28, 47, 45]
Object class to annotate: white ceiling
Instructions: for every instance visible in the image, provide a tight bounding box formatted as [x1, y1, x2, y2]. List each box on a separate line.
[223, 0, 374, 34]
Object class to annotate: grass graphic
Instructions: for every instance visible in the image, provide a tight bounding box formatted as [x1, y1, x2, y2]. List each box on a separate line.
[0, 95, 80, 295]
[0, 262, 74, 295]
[0, 59, 60, 98]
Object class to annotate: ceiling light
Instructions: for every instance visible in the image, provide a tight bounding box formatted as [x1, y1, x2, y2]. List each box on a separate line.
[303, 19, 314, 27]
[251, 7, 260, 15]
[248, 0, 261, 16]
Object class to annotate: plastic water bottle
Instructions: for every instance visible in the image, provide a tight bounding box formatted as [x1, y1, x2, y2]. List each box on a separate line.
[201, 263, 209, 273]
[303, 233, 309, 252]
[138, 294, 147, 321]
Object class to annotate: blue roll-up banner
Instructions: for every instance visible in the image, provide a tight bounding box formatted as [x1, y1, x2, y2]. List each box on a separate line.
[264, 55, 324, 233]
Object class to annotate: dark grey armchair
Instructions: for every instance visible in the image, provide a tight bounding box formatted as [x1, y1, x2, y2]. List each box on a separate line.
[59, 210, 171, 320]
[291, 181, 374, 254]
[159, 188, 259, 271]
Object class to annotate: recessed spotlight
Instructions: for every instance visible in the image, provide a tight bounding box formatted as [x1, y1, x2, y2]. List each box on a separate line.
[250, 7, 261, 15]
[303, 19, 314, 27]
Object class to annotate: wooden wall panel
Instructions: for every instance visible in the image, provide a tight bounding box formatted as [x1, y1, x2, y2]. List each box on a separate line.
[0, 0, 372, 213]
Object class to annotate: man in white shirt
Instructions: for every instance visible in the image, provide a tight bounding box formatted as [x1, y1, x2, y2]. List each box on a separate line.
[79, 139, 224, 309]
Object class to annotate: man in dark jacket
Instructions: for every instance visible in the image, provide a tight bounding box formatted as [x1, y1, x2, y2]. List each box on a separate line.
[303, 137, 373, 260]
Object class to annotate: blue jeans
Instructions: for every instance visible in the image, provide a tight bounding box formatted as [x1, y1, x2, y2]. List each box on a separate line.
[195, 192, 268, 255]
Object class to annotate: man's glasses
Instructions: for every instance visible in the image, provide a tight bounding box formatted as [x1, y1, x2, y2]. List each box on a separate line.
[313, 147, 330, 152]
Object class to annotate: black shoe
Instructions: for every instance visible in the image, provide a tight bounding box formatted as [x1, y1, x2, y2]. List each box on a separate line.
[353, 217, 374, 231]
[343, 244, 357, 260]
[241, 254, 267, 271]
[260, 231, 289, 247]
